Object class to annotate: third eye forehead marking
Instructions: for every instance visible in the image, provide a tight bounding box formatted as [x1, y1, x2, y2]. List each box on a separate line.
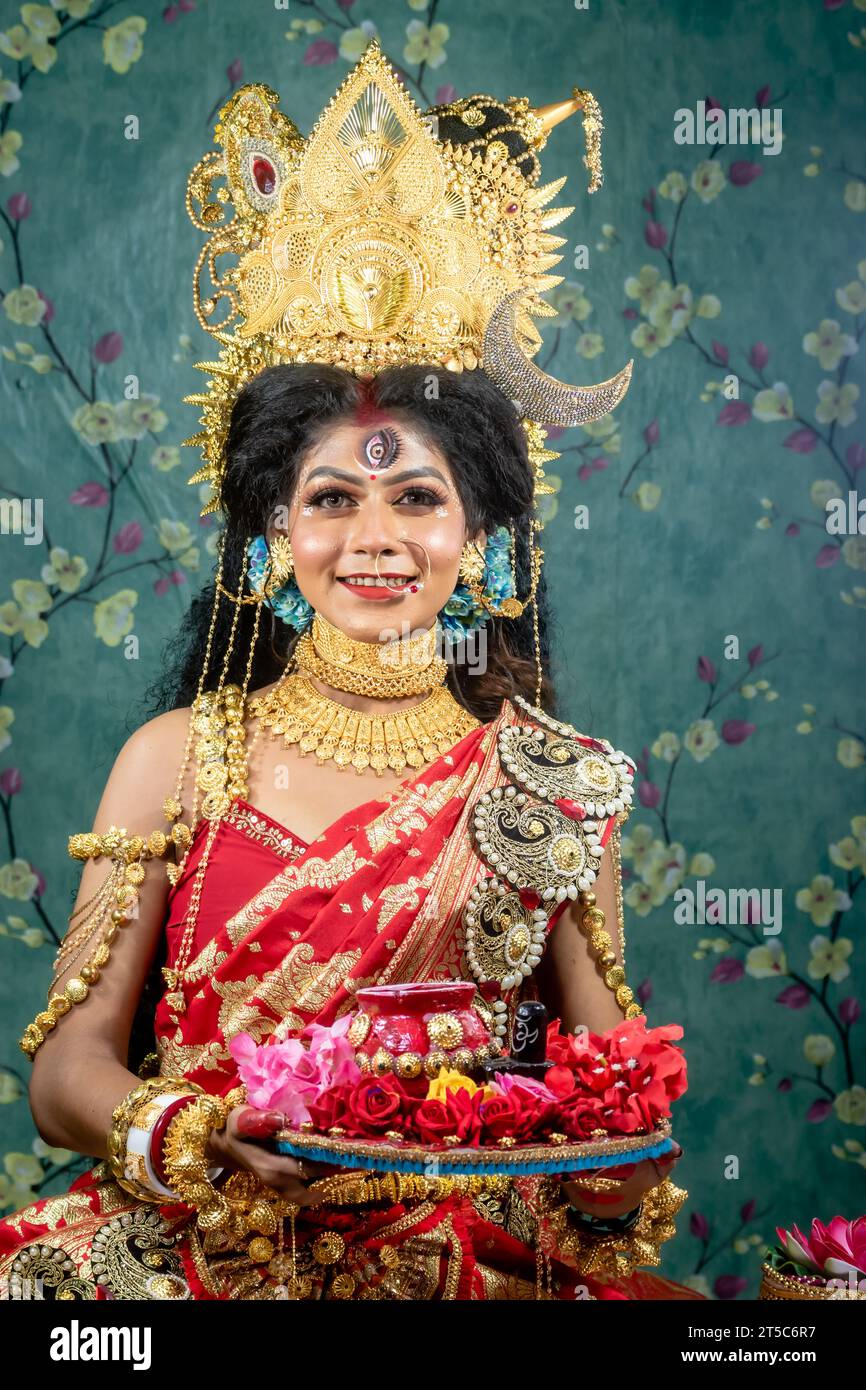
[360, 426, 401, 477]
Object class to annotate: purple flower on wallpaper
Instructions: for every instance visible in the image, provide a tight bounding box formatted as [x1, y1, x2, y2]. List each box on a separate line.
[729, 162, 763, 186]
[839, 997, 860, 1025]
[776, 983, 810, 1009]
[785, 522, 800, 536]
[823, 0, 845, 10]
[170, 569, 186, 586]
[337, 0, 357, 9]
[227, 59, 243, 85]
[636, 977, 653, 1007]
[847, 443, 866, 472]
[710, 957, 745, 983]
[749, 342, 770, 370]
[638, 780, 661, 809]
[7, 193, 31, 220]
[305, 40, 339, 66]
[806, 1099, 833, 1123]
[163, 4, 179, 19]
[697, 655, 717, 683]
[436, 85, 458, 103]
[690, 1211, 710, 1240]
[816, 545, 841, 567]
[777, 1077, 793, 1092]
[715, 1274, 749, 1300]
[712, 341, 729, 365]
[784, 428, 818, 453]
[747, 644, 764, 667]
[0, 768, 22, 796]
[70, 482, 109, 507]
[154, 577, 171, 597]
[741, 1199, 757, 1221]
[644, 419, 660, 446]
[644, 220, 668, 249]
[93, 332, 123, 365]
[755, 85, 772, 108]
[37, 292, 54, 323]
[717, 401, 752, 425]
[113, 522, 143, 555]
[721, 720, 756, 744]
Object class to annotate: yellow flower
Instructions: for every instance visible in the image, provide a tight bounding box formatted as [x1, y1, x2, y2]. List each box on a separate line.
[803, 319, 858, 372]
[32, 1137, 74, 1163]
[575, 331, 604, 359]
[0, 1073, 21, 1103]
[816, 381, 859, 426]
[837, 280, 866, 315]
[844, 180, 866, 213]
[796, 873, 852, 927]
[696, 294, 721, 318]
[157, 519, 194, 557]
[648, 282, 693, 336]
[691, 160, 726, 204]
[624, 879, 658, 916]
[838, 736, 866, 768]
[71, 400, 119, 445]
[651, 731, 681, 762]
[658, 171, 687, 202]
[689, 851, 716, 876]
[631, 320, 674, 357]
[683, 718, 720, 762]
[102, 15, 146, 75]
[803, 1034, 835, 1067]
[807, 935, 853, 983]
[93, 589, 138, 647]
[3, 284, 45, 326]
[624, 265, 663, 314]
[829, 835, 866, 872]
[834, 1086, 866, 1126]
[28, 38, 57, 73]
[339, 26, 377, 62]
[151, 445, 181, 472]
[620, 822, 656, 867]
[753, 383, 794, 422]
[66, 0, 94, 17]
[0, 706, 13, 753]
[403, 20, 449, 68]
[0, 129, 22, 177]
[632, 481, 661, 511]
[0, 859, 38, 901]
[40, 547, 88, 594]
[0, 1175, 37, 1210]
[426, 1068, 481, 1102]
[114, 395, 167, 439]
[4, 1151, 42, 1185]
[0, 26, 32, 62]
[745, 941, 788, 978]
[551, 282, 592, 322]
[20, 6, 60, 39]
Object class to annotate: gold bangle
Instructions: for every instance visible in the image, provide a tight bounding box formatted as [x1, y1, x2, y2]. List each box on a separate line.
[107, 1076, 204, 1204]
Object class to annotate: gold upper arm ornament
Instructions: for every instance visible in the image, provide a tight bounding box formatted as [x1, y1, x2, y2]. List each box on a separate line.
[462, 695, 643, 1041]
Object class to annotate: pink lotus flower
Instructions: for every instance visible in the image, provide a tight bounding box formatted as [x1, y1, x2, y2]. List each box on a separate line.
[777, 1217, 866, 1279]
[230, 1016, 361, 1125]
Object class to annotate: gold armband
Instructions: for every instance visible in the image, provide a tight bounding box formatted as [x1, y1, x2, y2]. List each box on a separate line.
[18, 824, 177, 1060]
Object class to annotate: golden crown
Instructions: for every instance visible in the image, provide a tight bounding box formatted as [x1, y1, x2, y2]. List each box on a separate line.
[183, 38, 632, 515]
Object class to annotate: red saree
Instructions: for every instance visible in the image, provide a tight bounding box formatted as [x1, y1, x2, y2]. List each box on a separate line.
[0, 697, 704, 1301]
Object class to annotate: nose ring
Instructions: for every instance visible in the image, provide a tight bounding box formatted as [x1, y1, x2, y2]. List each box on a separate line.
[374, 538, 432, 592]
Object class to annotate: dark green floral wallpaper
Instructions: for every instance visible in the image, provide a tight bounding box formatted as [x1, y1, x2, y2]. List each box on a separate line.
[0, 0, 864, 1299]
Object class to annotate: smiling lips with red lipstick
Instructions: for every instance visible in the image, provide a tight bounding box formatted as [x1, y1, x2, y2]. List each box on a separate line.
[337, 571, 421, 599]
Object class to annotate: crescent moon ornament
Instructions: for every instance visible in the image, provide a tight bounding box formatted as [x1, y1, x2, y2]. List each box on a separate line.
[482, 287, 633, 428]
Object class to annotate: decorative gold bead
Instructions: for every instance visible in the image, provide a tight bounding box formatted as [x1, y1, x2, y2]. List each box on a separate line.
[79, 963, 100, 985]
[64, 978, 89, 1004]
[599, 950, 617, 969]
[35, 1011, 56, 1032]
[247, 1237, 274, 1264]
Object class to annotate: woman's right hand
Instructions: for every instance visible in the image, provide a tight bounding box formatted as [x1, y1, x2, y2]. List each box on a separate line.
[206, 1107, 338, 1209]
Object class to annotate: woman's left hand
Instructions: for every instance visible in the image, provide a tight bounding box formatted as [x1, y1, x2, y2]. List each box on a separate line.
[560, 1142, 683, 1220]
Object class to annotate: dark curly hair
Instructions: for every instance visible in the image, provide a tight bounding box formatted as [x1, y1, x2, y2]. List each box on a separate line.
[148, 361, 558, 721]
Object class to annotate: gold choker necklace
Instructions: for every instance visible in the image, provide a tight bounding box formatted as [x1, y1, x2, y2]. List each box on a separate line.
[249, 673, 480, 776]
[295, 612, 447, 698]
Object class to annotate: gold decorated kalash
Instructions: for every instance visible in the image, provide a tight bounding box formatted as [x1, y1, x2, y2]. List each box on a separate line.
[17, 41, 686, 1297]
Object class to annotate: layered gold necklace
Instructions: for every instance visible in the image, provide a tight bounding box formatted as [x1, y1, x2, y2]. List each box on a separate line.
[248, 613, 481, 776]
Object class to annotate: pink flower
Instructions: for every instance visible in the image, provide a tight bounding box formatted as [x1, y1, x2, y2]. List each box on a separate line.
[495, 1071, 559, 1103]
[229, 1018, 361, 1121]
[777, 1217, 866, 1278]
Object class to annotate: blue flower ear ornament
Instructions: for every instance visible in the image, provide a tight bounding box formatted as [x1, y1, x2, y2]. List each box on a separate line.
[245, 525, 517, 643]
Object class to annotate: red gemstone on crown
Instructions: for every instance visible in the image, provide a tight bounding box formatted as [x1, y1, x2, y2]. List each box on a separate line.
[252, 156, 276, 195]
[556, 798, 587, 821]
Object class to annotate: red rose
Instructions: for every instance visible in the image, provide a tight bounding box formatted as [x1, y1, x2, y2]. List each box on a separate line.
[346, 1078, 403, 1135]
[307, 1083, 353, 1132]
[414, 1098, 454, 1144]
[479, 1093, 521, 1141]
[443, 1088, 484, 1145]
[558, 1095, 603, 1140]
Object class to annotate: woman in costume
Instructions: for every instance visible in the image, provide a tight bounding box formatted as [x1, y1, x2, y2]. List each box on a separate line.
[1, 41, 701, 1301]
